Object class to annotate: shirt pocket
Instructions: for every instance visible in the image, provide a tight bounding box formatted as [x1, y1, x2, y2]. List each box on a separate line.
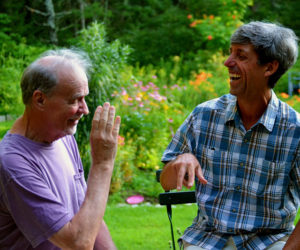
[197, 147, 236, 188]
[247, 159, 289, 201]
[73, 170, 86, 208]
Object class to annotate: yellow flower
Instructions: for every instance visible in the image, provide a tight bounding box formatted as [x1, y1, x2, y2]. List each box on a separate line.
[163, 104, 169, 110]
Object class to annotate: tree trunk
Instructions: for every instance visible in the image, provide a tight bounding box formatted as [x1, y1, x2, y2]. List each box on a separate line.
[45, 0, 58, 44]
[78, 0, 85, 30]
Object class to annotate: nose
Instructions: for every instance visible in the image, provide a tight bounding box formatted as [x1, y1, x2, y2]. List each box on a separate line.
[79, 98, 89, 115]
[224, 55, 235, 68]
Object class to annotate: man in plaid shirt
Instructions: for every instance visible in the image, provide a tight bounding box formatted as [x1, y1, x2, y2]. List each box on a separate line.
[160, 21, 299, 250]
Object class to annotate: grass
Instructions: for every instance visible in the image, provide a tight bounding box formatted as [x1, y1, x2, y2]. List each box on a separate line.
[104, 203, 198, 250]
[105, 202, 300, 250]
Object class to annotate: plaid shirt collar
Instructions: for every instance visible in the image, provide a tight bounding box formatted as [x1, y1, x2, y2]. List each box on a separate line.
[224, 90, 279, 132]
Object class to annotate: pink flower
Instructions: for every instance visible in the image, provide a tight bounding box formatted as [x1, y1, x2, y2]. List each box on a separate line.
[168, 118, 174, 123]
[118, 135, 125, 146]
[141, 86, 149, 91]
[148, 82, 155, 87]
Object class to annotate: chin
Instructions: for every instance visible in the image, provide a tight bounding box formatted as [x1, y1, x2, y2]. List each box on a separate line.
[65, 125, 78, 135]
[229, 89, 238, 96]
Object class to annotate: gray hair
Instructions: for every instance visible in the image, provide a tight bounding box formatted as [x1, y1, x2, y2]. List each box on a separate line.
[21, 48, 91, 105]
[231, 21, 299, 88]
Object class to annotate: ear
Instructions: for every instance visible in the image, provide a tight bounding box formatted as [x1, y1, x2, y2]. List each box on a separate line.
[264, 60, 279, 77]
[32, 90, 47, 110]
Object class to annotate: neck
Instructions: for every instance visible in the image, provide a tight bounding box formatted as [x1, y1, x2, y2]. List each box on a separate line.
[11, 108, 53, 144]
[237, 90, 272, 130]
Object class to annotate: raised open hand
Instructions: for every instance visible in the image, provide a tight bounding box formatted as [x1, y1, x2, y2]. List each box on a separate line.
[90, 102, 121, 167]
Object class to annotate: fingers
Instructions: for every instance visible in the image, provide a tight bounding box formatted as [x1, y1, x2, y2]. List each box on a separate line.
[92, 103, 120, 136]
[176, 166, 186, 191]
[92, 106, 102, 130]
[98, 103, 110, 131]
[174, 154, 207, 190]
[112, 116, 121, 138]
[106, 105, 115, 133]
[187, 165, 195, 188]
[196, 166, 208, 185]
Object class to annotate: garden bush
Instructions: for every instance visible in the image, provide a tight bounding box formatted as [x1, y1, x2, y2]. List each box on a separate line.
[75, 22, 132, 176]
[0, 40, 48, 116]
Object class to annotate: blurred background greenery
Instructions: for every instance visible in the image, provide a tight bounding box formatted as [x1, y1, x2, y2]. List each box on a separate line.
[1, 1, 300, 248]
[1, 0, 300, 202]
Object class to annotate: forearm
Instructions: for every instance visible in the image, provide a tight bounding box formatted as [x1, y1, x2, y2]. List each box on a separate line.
[50, 162, 114, 249]
[50, 103, 119, 249]
[94, 220, 117, 250]
[284, 222, 300, 249]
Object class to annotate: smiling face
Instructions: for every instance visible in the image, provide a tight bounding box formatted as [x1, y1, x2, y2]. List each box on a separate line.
[224, 43, 270, 101]
[43, 63, 89, 140]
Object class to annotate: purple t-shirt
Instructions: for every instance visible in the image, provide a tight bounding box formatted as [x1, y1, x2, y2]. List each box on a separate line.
[0, 133, 87, 249]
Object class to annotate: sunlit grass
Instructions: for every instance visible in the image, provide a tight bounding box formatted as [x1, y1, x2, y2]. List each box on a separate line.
[104, 203, 197, 250]
[105, 203, 300, 250]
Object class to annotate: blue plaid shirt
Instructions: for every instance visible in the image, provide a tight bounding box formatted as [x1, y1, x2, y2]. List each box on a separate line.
[162, 91, 300, 249]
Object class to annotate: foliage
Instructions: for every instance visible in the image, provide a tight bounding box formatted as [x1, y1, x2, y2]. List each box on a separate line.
[0, 120, 14, 140]
[0, 0, 299, 201]
[75, 22, 132, 175]
[108, 50, 230, 196]
[0, 37, 48, 116]
[109, 65, 186, 194]
[243, 0, 300, 36]
[186, 0, 253, 52]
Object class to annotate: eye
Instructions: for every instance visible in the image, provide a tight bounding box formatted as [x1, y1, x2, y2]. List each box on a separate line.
[238, 55, 247, 60]
[68, 98, 78, 105]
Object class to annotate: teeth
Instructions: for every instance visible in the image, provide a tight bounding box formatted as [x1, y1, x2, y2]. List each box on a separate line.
[229, 74, 241, 80]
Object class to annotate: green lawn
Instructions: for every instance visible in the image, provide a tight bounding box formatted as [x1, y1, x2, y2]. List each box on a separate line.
[104, 203, 197, 250]
[105, 203, 300, 250]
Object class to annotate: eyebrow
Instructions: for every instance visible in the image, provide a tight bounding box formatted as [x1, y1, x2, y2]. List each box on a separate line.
[229, 47, 247, 53]
[70, 91, 89, 100]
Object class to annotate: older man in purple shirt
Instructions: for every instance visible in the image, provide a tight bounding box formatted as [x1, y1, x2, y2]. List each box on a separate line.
[0, 49, 120, 249]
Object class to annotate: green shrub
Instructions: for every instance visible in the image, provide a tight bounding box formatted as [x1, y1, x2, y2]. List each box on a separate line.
[0, 41, 48, 116]
[75, 22, 132, 175]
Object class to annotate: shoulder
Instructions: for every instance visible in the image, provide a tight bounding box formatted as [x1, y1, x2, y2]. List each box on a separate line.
[191, 94, 235, 117]
[276, 98, 300, 128]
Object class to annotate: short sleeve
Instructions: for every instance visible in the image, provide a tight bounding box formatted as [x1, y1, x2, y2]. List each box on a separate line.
[0, 154, 72, 248]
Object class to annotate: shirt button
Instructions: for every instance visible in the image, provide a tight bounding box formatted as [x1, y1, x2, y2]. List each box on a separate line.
[244, 139, 248, 143]
[235, 186, 240, 190]
[240, 162, 244, 167]
[232, 209, 237, 213]
[228, 229, 233, 232]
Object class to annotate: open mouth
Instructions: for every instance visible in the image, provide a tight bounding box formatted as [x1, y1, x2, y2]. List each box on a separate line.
[229, 73, 241, 81]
